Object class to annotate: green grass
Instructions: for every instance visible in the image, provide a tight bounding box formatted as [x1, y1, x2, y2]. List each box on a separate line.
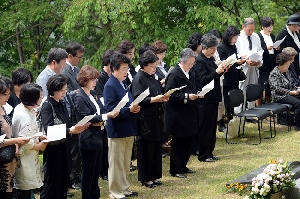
[35, 121, 299, 199]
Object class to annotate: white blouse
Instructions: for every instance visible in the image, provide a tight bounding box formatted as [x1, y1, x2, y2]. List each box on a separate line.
[12, 103, 43, 190]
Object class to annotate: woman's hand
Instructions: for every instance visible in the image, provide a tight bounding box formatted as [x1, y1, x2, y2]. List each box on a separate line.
[216, 64, 225, 74]
[70, 126, 86, 134]
[32, 142, 48, 151]
[152, 95, 169, 103]
[91, 122, 104, 126]
[160, 79, 165, 85]
[267, 45, 274, 50]
[39, 135, 48, 141]
[130, 104, 140, 113]
[107, 111, 119, 118]
[15, 137, 30, 146]
[188, 94, 198, 100]
[236, 58, 246, 65]
[290, 90, 299, 96]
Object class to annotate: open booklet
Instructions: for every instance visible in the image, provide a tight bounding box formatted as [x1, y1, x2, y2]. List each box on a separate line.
[75, 114, 95, 127]
[245, 47, 261, 62]
[42, 123, 66, 142]
[131, 88, 150, 105]
[197, 79, 214, 97]
[164, 85, 187, 96]
[273, 36, 286, 49]
[111, 92, 129, 114]
[218, 53, 237, 69]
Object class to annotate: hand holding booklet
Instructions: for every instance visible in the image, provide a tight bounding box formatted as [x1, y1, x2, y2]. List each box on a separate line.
[245, 47, 260, 62]
[75, 115, 95, 126]
[220, 53, 237, 69]
[273, 36, 286, 49]
[164, 86, 186, 96]
[197, 80, 214, 97]
[111, 93, 129, 114]
[131, 88, 150, 105]
[42, 123, 66, 142]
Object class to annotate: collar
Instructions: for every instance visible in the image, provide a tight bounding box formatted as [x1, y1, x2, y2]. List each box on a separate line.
[46, 66, 57, 75]
[178, 63, 189, 79]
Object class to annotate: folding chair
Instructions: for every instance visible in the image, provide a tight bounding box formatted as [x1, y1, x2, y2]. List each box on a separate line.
[225, 89, 272, 145]
[246, 84, 288, 138]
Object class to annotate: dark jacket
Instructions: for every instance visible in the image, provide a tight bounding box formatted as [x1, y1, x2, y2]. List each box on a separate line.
[257, 32, 278, 74]
[217, 42, 241, 87]
[61, 63, 80, 92]
[164, 64, 198, 137]
[41, 96, 72, 175]
[125, 63, 137, 86]
[95, 68, 110, 98]
[74, 88, 105, 150]
[7, 91, 20, 118]
[155, 63, 169, 81]
[277, 28, 300, 76]
[194, 52, 222, 103]
[103, 75, 138, 138]
[131, 70, 164, 141]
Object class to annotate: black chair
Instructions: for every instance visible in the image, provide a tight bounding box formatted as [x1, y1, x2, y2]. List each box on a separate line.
[225, 89, 272, 145]
[246, 84, 288, 137]
[264, 81, 293, 131]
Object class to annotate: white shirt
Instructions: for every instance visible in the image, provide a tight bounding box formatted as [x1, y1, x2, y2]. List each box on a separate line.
[88, 95, 107, 121]
[157, 61, 168, 76]
[260, 31, 274, 54]
[179, 64, 189, 79]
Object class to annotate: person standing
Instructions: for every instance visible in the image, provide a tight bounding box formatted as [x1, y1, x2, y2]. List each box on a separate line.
[235, 18, 263, 114]
[165, 48, 198, 177]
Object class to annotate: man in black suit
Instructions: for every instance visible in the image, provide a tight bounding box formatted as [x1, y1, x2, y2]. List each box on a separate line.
[61, 41, 84, 190]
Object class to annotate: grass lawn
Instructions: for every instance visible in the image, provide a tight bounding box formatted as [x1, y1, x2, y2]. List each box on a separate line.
[35, 121, 300, 199]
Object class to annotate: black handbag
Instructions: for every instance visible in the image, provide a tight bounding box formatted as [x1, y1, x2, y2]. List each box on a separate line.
[238, 68, 247, 81]
[136, 114, 150, 136]
[0, 135, 16, 164]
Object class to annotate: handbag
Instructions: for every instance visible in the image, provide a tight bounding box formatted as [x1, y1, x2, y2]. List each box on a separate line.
[238, 68, 247, 81]
[136, 114, 150, 136]
[0, 135, 16, 164]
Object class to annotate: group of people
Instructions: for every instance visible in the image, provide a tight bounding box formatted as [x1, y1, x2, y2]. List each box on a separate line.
[1, 12, 300, 199]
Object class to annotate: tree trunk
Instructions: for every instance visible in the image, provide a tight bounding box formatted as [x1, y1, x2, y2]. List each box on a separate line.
[16, 27, 25, 66]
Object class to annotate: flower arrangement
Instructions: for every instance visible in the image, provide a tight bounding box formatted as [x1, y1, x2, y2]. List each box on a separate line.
[226, 182, 249, 196]
[244, 159, 295, 199]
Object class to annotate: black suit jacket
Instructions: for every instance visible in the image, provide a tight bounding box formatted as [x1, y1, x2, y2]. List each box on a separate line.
[61, 63, 80, 91]
[277, 28, 300, 75]
[155, 63, 169, 81]
[95, 68, 109, 98]
[164, 64, 197, 137]
[74, 88, 105, 150]
[194, 52, 222, 103]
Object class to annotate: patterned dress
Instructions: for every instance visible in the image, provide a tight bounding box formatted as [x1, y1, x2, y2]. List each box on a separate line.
[0, 106, 15, 193]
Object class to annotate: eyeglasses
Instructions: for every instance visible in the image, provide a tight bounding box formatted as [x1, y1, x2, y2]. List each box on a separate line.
[75, 55, 84, 59]
[92, 79, 98, 82]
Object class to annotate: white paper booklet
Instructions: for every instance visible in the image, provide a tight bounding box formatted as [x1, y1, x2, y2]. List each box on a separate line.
[221, 53, 237, 68]
[111, 93, 129, 114]
[42, 123, 66, 142]
[75, 115, 95, 126]
[197, 80, 214, 96]
[164, 85, 187, 96]
[245, 47, 260, 62]
[131, 88, 150, 105]
[273, 36, 286, 49]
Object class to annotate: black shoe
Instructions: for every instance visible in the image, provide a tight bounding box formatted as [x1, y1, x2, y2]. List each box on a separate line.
[141, 182, 156, 188]
[211, 156, 220, 160]
[200, 158, 216, 162]
[191, 150, 199, 156]
[71, 183, 81, 190]
[184, 168, 196, 174]
[171, 173, 187, 178]
[130, 165, 137, 172]
[101, 175, 108, 181]
[124, 191, 139, 197]
[218, 126, 226, 132]
[67, 192, 74, 198]
[152, 180, 163, 185]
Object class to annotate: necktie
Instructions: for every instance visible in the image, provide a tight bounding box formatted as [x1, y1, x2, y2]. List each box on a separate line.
[122, 81, 127, 90]
[247, 36, 252, 50]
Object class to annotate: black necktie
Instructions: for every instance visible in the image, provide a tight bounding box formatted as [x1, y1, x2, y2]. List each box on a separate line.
[247, 36, 252, 50]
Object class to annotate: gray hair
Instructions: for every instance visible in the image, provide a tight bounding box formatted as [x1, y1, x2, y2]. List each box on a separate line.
[282, 47, 298, 56]
[201, 33, 219, 49]
[179, 48, 195, 63]
[243, 18, 255, 27]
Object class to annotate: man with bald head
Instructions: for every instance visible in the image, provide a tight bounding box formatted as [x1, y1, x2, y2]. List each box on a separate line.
[235, 18, 263, 115]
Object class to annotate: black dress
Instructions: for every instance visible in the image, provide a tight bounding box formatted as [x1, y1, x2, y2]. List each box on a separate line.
[131, 70, 164, 182]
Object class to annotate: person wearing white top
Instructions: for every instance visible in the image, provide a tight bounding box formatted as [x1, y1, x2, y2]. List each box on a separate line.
[235, 18, 263, 114]
[12, 83, 47, 198]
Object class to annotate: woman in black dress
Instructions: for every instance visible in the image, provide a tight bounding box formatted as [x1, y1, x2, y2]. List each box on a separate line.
[131, 50, 169, 187]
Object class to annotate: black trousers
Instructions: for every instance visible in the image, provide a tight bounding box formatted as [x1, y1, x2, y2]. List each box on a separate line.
[198, 103, 218, 161]
[0, 192, 12, 199]
[223, 86, 238, 121]
[169, 136, 193, 175]
[278, 95, 300, 128]
[137, 139, 162, 182]
[80, 148, 102, 199]
[69, 134, 81, 184]
[40, 173, 69, 199]
[12, 189, 31, 199]
[100, 129, 108, 178]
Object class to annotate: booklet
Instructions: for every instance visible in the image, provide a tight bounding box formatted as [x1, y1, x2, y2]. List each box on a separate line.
[131, 88, 150, 105]
[42, 123, 66, 142]
[197, 80, 214, 97]
[220, 54, 237, 69]
[273, 36, 286, 49]
[75, 115, 95, 126]
[164, 85, 187, 96]
[111, 93, 129, 114]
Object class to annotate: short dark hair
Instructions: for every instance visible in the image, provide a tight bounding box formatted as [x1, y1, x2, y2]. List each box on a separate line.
[201, 33, 219, 49]
[12, 67, 33, 86]
[152, 40, 168, 54]
[187, 32, 203, 51]
[276, 53, 293, 66]
[138, 43, 155, 56]
[110, 52, 131, 72]
[102, 49, 115, 66]
[47, 48, 68, 65]
[20, 83, 42, 106]
[77, 65, 100, 87]
[66, 42, 85, 57]
[208, 29, 222, 39]
[116, 40, 135, 54]
[260, 17, 274, 28]
[0, 76, 13, 94]
[47, 74, 68, 96]
[222, 26, 240, 45]
[139, 50, 159, 69]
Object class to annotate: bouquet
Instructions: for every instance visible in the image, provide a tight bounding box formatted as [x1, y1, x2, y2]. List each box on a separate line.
[244, 159, 295, 199]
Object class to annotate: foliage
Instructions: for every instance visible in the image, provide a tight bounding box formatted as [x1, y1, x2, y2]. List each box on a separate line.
[244, 159, 296, 199]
